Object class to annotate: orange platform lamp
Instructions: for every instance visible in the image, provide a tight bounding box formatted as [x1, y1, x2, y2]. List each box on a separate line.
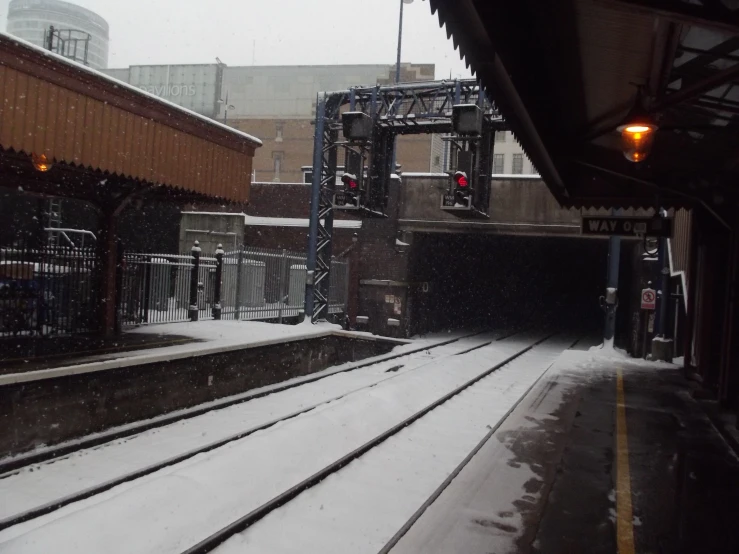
[617, 90, 658, 163]
[31, 152, 53, 172]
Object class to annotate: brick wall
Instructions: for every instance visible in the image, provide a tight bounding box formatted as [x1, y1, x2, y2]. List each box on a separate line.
[244, 225, 356, 254]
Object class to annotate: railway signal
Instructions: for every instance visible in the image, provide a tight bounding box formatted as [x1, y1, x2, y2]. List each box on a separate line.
[341, 173, 360, 208]
[335, 150, 364, 210]
[453, 171, 471, 206]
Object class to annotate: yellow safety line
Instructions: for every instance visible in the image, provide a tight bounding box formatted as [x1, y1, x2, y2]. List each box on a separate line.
[616, 368, 635, 554]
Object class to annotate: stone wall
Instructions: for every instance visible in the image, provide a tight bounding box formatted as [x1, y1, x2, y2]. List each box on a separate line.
[0, 335, 397, 457]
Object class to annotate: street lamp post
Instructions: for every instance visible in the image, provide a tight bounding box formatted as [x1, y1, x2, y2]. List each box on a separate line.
[217, 91, 235, 125]
[395, 0, 414, 84]
[392, 0, 413, 172]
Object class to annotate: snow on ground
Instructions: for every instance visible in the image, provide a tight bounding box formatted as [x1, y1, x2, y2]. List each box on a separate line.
[213, 338, 571, 554]
[588, 337, 630, 359]
[392, 354, 587, 554]
[0, 333, 542, 553]
[214, 339, 682, 554]
[0, 320, 341, 386]
[0, 329, 468, 466]
[0, 333, 495, 522]
[127, 319, 338, 344]
[575, 342, 680, 373]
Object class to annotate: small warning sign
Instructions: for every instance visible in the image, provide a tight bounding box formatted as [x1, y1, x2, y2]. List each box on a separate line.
[641, 288, 656, 311]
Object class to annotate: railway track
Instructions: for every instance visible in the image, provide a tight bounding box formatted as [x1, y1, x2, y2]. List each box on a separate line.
[0, 328, 522, 532]
[183, 332, 563, 554]
[0, 330, 568, 554]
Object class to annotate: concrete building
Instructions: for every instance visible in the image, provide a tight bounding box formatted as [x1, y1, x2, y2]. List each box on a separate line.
[103, 62, 440, 182]
[103, 64, 224, 119]
[492, 131, 537, 175]
[6, 0, 109, 69]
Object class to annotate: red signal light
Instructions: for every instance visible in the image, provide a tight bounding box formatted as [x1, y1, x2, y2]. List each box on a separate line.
[341, 173, 359, 189]
[341, 173, 358, 190]
[454, 171, 468, 188]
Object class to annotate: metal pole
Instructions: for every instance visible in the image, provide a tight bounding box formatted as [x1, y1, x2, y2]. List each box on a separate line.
[656, 236, 670, 336]
[144, 256, 152, 324]
[395, 0, 404, 84]
[390, 0, 406, 174]
[674, 283, 681, 346]
[604, 235, 621, 341]
[212, 244, 223, 320]
[305, 94, 326, 321]
[234, 248, 243, 320]
[189, 240, 201, 321]
[278, 249, 287, 324]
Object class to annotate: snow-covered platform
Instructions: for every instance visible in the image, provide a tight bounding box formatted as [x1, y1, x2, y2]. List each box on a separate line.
[0, 321, 411, 458]
[0, 321, 407, 386]
[390, 347, 739, 554]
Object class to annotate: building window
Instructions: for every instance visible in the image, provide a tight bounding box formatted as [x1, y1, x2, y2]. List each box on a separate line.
[512, 154, 524, 174]
[493, 153, 505, 174]
[495, 131, 506, 143]
[275, 122, 284, 142]
[272, 151, 284, 182]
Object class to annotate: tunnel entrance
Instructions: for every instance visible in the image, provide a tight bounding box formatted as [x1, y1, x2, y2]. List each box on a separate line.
[407, 234, 611, 339]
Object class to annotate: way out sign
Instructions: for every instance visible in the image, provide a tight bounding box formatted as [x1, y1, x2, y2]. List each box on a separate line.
[641, 288, 656, 310]
[581, 216, 672, 237]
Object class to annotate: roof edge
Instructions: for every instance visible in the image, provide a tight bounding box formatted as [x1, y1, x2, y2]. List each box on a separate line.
[0, 32, 262, 151]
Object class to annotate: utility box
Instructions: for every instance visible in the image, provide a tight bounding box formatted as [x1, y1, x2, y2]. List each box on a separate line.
[288, 264, 307, 310]
[452, 104, 483, 135]
[342, 111, 373, 141]
[148, 258, 171, 312]
[240, 259, 266, 308]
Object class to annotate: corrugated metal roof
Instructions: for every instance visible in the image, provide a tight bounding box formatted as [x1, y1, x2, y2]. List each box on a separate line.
[0, 33, 261, 204]
[426, 0, 738, 213]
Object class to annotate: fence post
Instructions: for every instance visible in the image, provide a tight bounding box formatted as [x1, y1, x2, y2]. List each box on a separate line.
[143, 256, 152, 324]
[344, 260, 350, 322]
[189, 240, 201, 321]
[212, 244, 224, 320]
[234, 248, 243, 320]
[278, 249, 287, 324]
[114, 242, 124, 334]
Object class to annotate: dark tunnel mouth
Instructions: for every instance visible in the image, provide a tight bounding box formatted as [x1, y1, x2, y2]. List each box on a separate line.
[406, 233, 617, 340]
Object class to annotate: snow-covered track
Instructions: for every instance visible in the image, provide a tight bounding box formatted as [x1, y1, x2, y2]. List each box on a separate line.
[182, 333, 557, 554]
[0, 329, 503, 532]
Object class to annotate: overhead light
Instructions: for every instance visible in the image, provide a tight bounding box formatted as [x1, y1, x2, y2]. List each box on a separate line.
[31, 153, 52, 172]
[616, 92, 658, 163]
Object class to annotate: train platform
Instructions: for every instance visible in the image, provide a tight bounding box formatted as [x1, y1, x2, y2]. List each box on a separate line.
[390, 346, 739, 554]
[0, 320, 378, 381]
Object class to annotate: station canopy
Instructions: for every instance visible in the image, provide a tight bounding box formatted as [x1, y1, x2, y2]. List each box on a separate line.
[0, 33, 261, 207]
[429, 0, 739, 216]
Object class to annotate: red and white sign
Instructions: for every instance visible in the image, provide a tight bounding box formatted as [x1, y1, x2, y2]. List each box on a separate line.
[641, 288, 656, 310]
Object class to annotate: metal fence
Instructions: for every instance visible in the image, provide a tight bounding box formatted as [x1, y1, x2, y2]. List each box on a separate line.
[120, 244, 349, 327]
[0, 243, 97, 337]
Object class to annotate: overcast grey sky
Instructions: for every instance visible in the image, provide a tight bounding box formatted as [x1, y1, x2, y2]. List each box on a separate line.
[1, 0, 472, 78]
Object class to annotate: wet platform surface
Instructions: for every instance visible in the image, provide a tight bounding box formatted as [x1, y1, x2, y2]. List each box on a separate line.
[393, 349, 739, 554]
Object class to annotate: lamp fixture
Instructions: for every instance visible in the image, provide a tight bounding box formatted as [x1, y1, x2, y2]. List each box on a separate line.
[617, 90, 658, 163]
[31, 153, 52, 172]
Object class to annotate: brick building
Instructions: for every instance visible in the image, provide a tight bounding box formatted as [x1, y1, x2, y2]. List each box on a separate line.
[223, 63, 437, 183]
